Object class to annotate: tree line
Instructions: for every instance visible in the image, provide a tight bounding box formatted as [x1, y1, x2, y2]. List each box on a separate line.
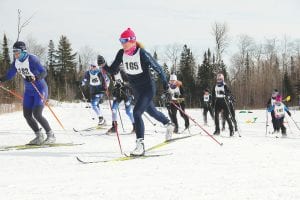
[1, 23, 300, 110]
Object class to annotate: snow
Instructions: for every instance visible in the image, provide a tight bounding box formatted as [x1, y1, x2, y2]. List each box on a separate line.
[0, 102, 300, 200]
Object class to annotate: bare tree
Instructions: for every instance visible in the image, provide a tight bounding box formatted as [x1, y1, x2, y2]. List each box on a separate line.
[79, 45, 97, 72]
[16, 9, 36, 41]
[25, 35, 47, 61]
[211, 22, 229, 65]
[163, 43, 181, 73]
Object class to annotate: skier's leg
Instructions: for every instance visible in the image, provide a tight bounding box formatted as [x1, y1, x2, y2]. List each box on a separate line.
[214, 104, 221, 135]
[224, 105, 234, 136]
[179, 102, 189, 129]
[203, 107, 208, 124]
[23, 91, 44, 145]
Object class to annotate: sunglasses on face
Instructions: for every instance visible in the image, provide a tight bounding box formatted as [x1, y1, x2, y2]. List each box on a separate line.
[119, 36, 136, 44]
[13, 49, 22, 54]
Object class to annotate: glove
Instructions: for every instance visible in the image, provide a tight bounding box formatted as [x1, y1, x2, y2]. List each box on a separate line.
[25, 76, 35, 82]
[81, 81, 86, 87]
[97, 55, 106, 66]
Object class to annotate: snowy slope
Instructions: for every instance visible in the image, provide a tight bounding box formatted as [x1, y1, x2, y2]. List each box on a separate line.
[0, 102, 300, 200]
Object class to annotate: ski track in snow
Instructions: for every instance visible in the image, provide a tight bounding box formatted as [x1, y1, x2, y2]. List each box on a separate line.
[0, 102, 300, 200]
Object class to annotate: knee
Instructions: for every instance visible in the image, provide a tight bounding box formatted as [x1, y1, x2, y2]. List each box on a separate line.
[23, 110, 32, 120]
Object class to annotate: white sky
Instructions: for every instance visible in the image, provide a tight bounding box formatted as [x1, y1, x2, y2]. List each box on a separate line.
[0, 0, 300, 64]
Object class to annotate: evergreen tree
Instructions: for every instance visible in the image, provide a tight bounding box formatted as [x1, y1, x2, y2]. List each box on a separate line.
[47, 40, 58, 98]
[282, 71, 294, 102]
[178, 45, 197, 107]
[56, 35, 77, 100]
[1, 34, 10, 75]
[197, 50, 215, 104]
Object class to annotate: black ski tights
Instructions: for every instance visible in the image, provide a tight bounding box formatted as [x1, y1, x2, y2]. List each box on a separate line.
[23, 106, 51, 133]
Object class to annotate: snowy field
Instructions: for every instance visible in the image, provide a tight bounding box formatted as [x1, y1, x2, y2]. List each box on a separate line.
[0, 101, 300, 200]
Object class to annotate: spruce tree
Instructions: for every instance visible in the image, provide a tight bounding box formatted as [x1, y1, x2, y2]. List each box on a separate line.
[56, 35, 77, 100]
[178, 45, 197, 107]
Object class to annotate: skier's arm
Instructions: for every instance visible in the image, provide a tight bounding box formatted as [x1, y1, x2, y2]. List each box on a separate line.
[81, 71, 89, 86]
[284, 105, 291, 116]
[211, 86, 216, 107]
[179, 85, 185, 97]
[141, 49, 168, 90]
[30, 55, 47, 80]
[268, 105, 274, 112]
[266, 98, 271, 108]
[102, 50, 123, 75]
[0, 61, 17, 82]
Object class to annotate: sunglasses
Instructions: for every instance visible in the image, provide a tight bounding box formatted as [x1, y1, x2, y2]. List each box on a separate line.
[119, 36, 136, 44]
[13, 49, 22, 54]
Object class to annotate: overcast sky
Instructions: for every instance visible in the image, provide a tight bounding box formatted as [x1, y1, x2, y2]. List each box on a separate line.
[0, 0, 299, 63]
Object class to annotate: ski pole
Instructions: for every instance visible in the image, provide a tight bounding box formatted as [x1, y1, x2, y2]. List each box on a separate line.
[143, 113, 156, 126]
[101, 69, 123, 154]
[78, 85, 95, 120]
[288, 114, 300, 131]
[265, 109, 269, 135]
[142, 113, 158, 134]
[286, 119, 293, 134]
[31, 82, 65, 130]
[117, 107, 125, 133]
[0, 84, 23, 100]
[170, 101, 223, 146]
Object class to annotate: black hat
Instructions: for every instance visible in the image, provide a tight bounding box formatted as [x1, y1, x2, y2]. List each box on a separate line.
[13, 41, 26, 51]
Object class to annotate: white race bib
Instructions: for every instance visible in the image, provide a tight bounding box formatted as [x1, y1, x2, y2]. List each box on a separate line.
[215, 85, 225, 98]
[89, 72, 101, 86]
[15, 57, 35, 78]
[204, 94, 210, 102]
[123, 49, 143, 75]
[274, 103, 285, 118]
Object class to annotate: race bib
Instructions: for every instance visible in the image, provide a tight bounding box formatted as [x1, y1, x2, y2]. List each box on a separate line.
[15, 57, 35, 78]
[123, 49, 143, 75]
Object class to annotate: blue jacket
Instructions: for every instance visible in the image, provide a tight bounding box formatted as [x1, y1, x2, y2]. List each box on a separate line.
[3, 54, 47, 91]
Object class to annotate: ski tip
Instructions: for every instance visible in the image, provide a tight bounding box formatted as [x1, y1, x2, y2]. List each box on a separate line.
[220, 142, 224, 146]
[76, 156, 87, 164]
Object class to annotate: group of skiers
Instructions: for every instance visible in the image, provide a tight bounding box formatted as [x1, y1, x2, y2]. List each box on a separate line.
[0, 27, 293, 156]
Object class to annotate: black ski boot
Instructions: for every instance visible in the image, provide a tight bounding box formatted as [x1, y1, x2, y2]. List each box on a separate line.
[107, 121, 117, 134]
[229, 130, 234, 137]
[213, 130, 220, 135]
[174, 126, 179, 134]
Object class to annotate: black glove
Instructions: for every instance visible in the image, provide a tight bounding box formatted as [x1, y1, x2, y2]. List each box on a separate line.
[219, 90, 225, 95]
[25, 76, 35, 82]
[97, 55, 106, 66]
[287, 111, 291, 117]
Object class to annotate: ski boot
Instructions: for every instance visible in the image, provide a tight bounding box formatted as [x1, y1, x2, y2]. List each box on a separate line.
[130, 138, 145, 156]
[213, 130, 220, 136]
[106, 121, 117, 134]
[165, 122, 174, 141]
[28, 130, 44, 145]
[174, 126, 179, 134]
[98, 116, 106, 125]
[229, 129, 234, 137]
[44, 130, 56, 144]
